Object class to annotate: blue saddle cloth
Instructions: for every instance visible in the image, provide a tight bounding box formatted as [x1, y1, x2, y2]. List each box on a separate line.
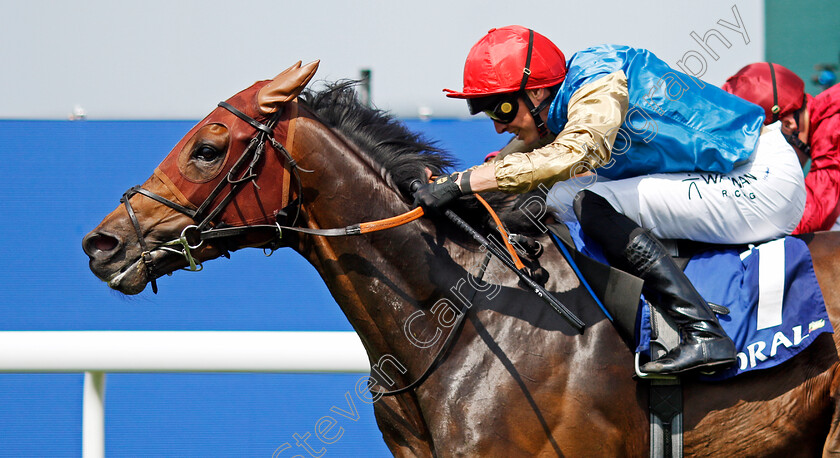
[561, 221, 832, 380]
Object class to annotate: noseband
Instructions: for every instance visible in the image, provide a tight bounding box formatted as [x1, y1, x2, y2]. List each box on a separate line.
[120, 102, 304, 293]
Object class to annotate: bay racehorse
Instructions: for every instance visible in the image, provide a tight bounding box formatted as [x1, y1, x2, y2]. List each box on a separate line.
[82, 61, 840, 456]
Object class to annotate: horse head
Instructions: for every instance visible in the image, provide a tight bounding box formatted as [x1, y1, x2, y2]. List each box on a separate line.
[82, 61, 321, 294]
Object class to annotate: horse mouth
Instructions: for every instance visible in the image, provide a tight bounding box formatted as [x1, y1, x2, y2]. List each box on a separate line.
[106, 258, 147, 295]
[104, 250, 190, 295]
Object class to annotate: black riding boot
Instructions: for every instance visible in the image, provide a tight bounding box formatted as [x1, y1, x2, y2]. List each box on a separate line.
[573, 190, 736, 375]
[625, 230, 737, 374]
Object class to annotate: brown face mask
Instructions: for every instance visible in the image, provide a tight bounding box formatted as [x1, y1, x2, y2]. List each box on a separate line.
[153, 60, 319, 227]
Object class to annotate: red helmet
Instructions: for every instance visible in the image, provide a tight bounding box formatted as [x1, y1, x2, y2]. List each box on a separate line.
[444, 26, 567, 99]
[722, 63, 805, 124]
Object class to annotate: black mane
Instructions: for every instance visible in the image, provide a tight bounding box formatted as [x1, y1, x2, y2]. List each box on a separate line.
[299, 80, 456, 194]
[298, 80, 545, 237]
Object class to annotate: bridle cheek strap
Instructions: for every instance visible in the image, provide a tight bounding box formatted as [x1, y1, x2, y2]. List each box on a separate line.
[121, 189, 159, 294]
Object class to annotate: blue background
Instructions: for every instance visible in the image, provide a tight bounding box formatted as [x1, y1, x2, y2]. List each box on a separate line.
[0, 118, 504, 456]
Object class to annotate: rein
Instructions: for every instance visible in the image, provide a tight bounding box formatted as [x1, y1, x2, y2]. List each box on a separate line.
[118, 100, 559, 396]
[370, 256, 485, 397]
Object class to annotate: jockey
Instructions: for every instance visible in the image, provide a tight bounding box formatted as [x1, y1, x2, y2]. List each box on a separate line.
[723, 63, 840, 233]
[414, 25, 806, 375]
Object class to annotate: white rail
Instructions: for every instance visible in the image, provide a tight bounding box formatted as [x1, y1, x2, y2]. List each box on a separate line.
[0, 331, 370, 458]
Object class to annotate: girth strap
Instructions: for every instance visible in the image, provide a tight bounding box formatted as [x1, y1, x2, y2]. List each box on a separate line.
[650, 379, 683, 458]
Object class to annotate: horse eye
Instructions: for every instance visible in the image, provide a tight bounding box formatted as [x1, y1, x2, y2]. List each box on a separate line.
[193, 144, 222, 162]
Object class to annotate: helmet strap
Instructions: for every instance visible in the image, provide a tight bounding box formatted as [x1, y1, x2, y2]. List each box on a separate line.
[768, 63, 809, 154]
[517, 28, 551, 137]
[517, 29, 535, 93]
[769, 62, 781, 123]
[784, 130, 811, 156]
[520, 91, 552, 137]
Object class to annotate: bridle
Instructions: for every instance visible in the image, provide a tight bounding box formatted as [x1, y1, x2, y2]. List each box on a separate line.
[120, 101, 304, 294]
[119, 100, 425, 294]
[116, 95, 457, 398]
[115, 98, 573, 398]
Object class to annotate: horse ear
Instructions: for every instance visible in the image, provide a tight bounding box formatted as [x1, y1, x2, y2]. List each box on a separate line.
[257, 60, 320, 114]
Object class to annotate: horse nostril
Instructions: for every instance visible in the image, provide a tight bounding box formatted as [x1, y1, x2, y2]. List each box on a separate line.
[83, 232, 121, 257]
[95, 235, 118, 251]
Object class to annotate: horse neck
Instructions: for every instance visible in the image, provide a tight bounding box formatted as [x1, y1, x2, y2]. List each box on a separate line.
[289, 115, 476, 378]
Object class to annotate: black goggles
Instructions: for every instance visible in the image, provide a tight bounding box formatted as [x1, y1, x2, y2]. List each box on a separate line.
[467, 93, 520, 124]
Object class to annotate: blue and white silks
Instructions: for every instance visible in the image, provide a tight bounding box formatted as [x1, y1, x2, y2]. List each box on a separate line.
[547, 44, 766, 180]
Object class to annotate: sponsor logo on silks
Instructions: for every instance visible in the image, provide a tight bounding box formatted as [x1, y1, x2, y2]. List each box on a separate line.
[810, 319, 827, 333]
[736, 321, 825, 371]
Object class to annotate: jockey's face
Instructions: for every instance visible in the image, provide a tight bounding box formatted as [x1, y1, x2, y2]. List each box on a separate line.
[492, 89, 552, 146]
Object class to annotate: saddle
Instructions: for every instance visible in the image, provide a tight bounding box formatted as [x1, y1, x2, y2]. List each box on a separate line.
[545, 221, 832, 457]
[547, 221, 831, 377]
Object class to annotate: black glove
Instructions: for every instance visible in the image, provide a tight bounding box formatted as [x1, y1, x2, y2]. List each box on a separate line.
[413, 173, 464, 210]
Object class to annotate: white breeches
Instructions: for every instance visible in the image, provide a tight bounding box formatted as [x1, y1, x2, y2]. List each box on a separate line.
[547, 122, 806, 244]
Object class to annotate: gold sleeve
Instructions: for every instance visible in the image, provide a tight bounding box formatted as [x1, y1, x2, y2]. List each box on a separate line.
[494, 70, 629, 193]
